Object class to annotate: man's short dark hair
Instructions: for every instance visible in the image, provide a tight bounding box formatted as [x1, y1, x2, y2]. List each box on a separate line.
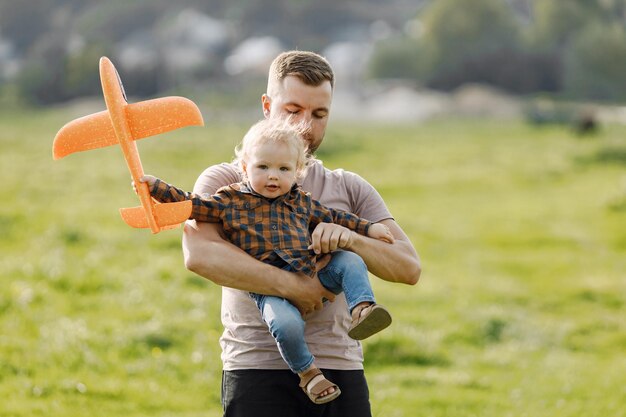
[268, 51, 335, 90]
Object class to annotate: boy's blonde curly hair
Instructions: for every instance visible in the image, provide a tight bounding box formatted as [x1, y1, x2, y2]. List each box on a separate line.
[234, 118, 312, 181]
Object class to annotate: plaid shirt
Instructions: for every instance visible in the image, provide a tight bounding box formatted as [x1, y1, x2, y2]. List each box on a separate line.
[151, 179, 372, 276]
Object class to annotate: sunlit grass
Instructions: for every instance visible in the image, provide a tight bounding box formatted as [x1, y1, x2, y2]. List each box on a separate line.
[1, 108, 625, 416]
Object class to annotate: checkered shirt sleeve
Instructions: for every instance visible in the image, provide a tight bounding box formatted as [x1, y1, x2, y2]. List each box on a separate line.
[308, 197, 372, 236]
[150, 179, 227, 222]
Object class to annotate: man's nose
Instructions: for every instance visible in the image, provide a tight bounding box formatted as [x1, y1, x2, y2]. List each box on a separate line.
[300, 116, 313, 129]
[298, 118, 313, 138]
[287, 114, 312, 131]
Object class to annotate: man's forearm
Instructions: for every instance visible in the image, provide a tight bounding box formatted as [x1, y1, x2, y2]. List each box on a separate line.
[346, 219, 421, 285]
[183, 221, 292, 294]
[182, 221, 335, 311]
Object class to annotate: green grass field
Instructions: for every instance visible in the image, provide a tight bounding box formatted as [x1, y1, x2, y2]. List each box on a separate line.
[1, 107, 625, 416]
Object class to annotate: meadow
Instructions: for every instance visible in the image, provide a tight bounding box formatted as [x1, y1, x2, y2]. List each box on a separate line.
[1, 106, 625, 417]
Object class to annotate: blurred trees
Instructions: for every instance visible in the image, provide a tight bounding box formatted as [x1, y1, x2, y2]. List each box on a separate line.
[2, 0, 626, 105]
[369, 0, 626, 102]
[0, 0, 401, 105]
[563, 22, 626, 101]
[419, 0, 524, 91]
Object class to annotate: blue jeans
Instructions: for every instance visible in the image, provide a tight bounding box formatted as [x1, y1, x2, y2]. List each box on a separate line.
[250, 251, 375, 373]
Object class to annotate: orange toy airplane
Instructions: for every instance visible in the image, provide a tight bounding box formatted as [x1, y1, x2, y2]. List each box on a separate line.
[53, 57, 203, 233]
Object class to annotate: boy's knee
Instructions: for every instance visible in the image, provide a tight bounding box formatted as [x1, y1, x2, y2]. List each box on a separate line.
[269, 316, 305, 341]
[333, 251, 367, 272]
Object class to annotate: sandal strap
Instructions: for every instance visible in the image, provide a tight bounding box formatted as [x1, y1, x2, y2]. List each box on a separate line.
[299, 368, 323, 389]
[299, 369, 338, 396]
[351, 303, 373, 325]
[306, 375, 336, 396]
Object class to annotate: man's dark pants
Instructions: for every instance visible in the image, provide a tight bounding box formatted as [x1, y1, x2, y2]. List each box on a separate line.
[222, 369, 372, 417]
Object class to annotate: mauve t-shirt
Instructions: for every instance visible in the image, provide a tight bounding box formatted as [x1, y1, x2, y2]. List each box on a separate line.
[191, 159, 393, 370]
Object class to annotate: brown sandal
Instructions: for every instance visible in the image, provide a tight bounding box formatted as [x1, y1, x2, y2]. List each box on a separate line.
[348, 303, 392, 340]
[299, 367, 341, 404]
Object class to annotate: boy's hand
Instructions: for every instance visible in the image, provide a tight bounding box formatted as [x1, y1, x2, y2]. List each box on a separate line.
[132, 175, 157, 194]
[309, 223, 353, 254]
[140, 175, 157, 187]
[368, 223, 395, 244]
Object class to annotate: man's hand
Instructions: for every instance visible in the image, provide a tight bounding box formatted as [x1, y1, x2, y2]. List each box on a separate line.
[309, 223, 354, 254]
[288, 272, 336, 316]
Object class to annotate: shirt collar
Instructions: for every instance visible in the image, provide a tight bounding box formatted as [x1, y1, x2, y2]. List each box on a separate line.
[239, 182, 300, 202]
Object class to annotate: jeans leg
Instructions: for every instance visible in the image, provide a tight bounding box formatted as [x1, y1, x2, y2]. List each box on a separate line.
[256, 295, 315, 374]
[317, 251, 376, 312]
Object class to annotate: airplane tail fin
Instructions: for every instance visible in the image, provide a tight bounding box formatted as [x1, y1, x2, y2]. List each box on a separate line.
[119, 200, 193, 232]
[53, 96, 204, 160]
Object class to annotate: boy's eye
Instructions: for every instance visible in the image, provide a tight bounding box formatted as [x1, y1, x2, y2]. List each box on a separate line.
[280, 166, 290, 171]
[258, 165, 268, 170]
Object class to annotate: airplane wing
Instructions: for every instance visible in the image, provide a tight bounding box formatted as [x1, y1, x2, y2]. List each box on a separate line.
[119, 200, 192, 229]
[52, 110, 117, 160]
[53, 96, 203, 160]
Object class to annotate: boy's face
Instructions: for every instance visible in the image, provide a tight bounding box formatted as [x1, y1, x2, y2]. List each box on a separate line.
[243, 141, 298, 199]
[262, 75, 332, 155]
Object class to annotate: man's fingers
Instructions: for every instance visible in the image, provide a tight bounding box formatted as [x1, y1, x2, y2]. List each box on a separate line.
[337, 229, 352, 248]
[315, 254, 332, 272]
[293, 299, 311, 317]
[296, 305, 307, 316]
[320, 227, 332, 253]
[323, 289, 336, 303]
[310, 226, 323, 254]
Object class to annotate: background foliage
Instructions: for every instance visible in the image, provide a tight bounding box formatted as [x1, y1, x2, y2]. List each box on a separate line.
[370, 0, 626, 101]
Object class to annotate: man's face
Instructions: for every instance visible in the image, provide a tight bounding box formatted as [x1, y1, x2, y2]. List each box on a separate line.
[263, 75, 332, 155]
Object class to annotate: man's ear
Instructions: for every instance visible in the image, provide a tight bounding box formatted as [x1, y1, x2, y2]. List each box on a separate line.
[261, 94, 271, 118]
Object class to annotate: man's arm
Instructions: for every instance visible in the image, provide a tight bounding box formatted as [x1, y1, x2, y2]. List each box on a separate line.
[310, 218, 421, 285]
[182, 220, 336, 314]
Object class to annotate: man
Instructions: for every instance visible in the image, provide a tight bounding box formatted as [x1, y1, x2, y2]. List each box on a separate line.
[182, 50, 421, 417]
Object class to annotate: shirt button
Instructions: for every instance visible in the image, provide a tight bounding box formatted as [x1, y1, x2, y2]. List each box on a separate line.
[271, 224, 277, 230]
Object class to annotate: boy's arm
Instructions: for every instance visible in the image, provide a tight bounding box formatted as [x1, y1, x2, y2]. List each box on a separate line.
[309, 199, 393, 243]
[309, 199, 372, 236]
[311, 219, 421, 285]
[150, 178, 191, 203]
[149, 179, 224, 223]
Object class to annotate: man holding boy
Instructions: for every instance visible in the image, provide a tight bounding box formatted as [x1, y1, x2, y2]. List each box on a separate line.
[182, 50, 421, 417]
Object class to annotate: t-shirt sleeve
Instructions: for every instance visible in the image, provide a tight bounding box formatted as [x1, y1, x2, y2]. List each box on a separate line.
[344, 171, 393, 223]
[193, 162, 242, 196]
